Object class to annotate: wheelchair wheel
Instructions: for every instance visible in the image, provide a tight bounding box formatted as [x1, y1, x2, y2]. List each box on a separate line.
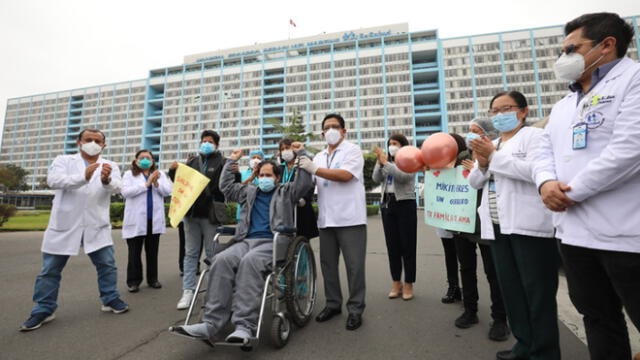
[269, 315, 290, 349]
[284, 236, 317, 327]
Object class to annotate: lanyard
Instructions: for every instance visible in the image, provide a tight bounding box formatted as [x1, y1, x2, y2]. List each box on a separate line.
[282, 163, 295, 183]
[326, 149, 339, 169]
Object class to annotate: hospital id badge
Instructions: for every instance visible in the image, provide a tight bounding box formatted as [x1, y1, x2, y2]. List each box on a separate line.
[572, 122, 588, 150]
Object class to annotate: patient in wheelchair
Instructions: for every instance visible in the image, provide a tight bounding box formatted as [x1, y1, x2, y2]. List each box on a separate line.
[170, 142, 314, 344]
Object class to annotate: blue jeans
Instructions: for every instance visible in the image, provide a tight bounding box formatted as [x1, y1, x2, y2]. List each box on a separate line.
[31, 246, 121, 316]
[182, 217, 217, 290]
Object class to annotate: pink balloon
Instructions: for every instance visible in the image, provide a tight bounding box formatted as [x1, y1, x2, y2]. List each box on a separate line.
[394, 146, 425, 173]
[421, 133, 458, 169]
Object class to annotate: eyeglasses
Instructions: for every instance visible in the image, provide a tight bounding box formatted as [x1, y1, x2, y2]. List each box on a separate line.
[487, 105, 520, 116]
[323, 124, 342, 131]
[558, 41, 594, 57]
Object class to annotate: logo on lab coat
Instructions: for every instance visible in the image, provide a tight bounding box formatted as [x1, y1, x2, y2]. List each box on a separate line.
[585, 111, 605, 129]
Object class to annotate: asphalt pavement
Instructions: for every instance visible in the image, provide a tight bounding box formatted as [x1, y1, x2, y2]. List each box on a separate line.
[0, 213, 595, 360]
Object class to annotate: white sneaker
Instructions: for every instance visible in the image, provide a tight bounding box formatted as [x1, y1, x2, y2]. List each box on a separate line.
[177, 290, 194, 310]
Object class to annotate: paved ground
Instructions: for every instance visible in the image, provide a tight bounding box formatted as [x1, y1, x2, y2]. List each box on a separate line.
[0, 213, 613, 360]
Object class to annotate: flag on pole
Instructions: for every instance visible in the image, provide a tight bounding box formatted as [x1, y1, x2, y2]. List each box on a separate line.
[289, 19, 297, 27]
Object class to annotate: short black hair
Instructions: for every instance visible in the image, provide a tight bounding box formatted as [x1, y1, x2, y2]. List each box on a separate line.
[278, 137, 293, 151]
[321, 113, 345, 130]
[256, 160, 281, 178]
[565, 12, 634, 58]
[200, 130, 220, 145]
[77, 128, 105, 142]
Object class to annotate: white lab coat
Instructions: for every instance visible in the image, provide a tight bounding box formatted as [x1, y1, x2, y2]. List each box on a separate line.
[469, 126, 554, 240]
[533, 57, 640, 253]
[121, 170, 173, 239]
[42, 153, 122, 255]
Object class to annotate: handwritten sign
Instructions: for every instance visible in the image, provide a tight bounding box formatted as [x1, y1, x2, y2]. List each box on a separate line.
[168, 164, 210, 228]
[424, 166, 477, 233]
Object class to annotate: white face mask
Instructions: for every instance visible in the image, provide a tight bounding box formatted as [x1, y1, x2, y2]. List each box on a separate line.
[281, 149, 295, 162]
[554, 42, 604, 82]
[388, 145, 400, 157]
[324, 128, 342, 146]
[81, 141, 103, 156]
[249, 158, 261, 169]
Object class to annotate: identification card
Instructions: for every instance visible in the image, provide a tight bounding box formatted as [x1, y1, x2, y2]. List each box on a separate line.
[572, 122, 588, 150]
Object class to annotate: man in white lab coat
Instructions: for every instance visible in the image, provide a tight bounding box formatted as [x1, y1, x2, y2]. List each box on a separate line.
[20, 128, 129, 332]
[533, 13, 640, 360]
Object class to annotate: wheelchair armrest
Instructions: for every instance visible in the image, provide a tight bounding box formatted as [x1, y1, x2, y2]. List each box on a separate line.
[216, 226, 236, 235]
[274, 225, 296, 235]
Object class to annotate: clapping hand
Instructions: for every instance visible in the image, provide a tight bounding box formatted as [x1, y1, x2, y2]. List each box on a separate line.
[373, 147, 388, 165]
[470, 137, 496, 160]
[147, 170, 160, 187]
[100, 163, 112, 185]
[85, 163, 100, 181]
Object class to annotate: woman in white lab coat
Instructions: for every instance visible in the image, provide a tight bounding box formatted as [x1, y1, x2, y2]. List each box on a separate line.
[122, 150, 173, 292]
[468, 91, 559, 360]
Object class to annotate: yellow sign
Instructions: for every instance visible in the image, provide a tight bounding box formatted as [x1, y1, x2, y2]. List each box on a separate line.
[168, 164, 210, 228]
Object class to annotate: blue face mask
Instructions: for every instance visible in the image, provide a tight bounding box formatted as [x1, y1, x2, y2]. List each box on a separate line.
[199, 142, 215, 155]
[491, 112, 521, 133]
[465, 133, 482, 149]
[258, 177, 276, 192]
[137, 158, 152, 169]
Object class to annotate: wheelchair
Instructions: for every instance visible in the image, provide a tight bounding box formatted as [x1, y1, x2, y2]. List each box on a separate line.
[182, 223, 317, 351]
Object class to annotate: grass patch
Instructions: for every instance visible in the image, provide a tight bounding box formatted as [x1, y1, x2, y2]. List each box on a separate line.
[1, 211, 51, 231]
[0, 210, 122, 231]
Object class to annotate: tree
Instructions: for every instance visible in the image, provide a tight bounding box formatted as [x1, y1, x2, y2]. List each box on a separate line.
[266, 109, 317, 143]
[0, 204, 17, 227]
[0, 164, 29, 191]
[37, 176, 50, 190]
[362, 152, 378, 192]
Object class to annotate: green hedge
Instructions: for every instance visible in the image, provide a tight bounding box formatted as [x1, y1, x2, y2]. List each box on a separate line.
[35, 204, 52, 211]
[110, 202, 377, 226]
[110, 202, 238, 225]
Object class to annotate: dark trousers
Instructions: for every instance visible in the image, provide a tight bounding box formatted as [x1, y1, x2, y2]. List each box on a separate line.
[491, 224, 560, 360]
[454, 234, 506, 321]
[441, 237, 459, 287]
[178, 221, 202, 273]
[126, 220, 160, 286]
[560, 243, 640, 360]
[381, 198, 417, 283]
[319, 225, 367, 315]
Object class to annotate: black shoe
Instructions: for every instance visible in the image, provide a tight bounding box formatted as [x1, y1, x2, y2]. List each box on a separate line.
[455, 310, 479, 329]
[148, 281, 162, 289]
[441, 286, 462, 304]
[496, 350, 526, 360]
[346, 313, 362, 331]
[315, 307, 341, 322]
[127, 285, 140, 293]
[489, 320, 511, 342]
